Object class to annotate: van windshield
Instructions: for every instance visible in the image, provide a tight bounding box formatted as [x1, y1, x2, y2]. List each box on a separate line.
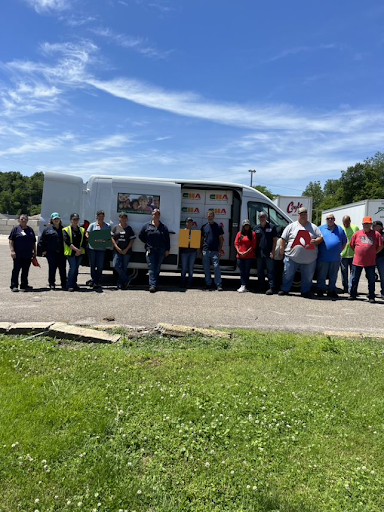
[248, 201, 289, 236]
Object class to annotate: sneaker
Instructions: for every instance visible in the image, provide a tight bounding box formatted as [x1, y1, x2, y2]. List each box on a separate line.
[20, 285, 33, 292]
[327, 291, 338, 299]
[237, 285, 247, 293]
[343, 287, 349, 293]
[265, 289, 274, 295]
[317, 290, 324, 297]
[93, 284, 100, 290]
[216, 285, 223, 291]
[86, 279, 94, 287]
[278, 290, 289, 296]
[122, 281, 131, 290]
[49, 284, 56, 290]
[348, 295, 356, 301]
[149, 286, 156, 293]
[204, 283, 213, 290]
[369, 298, 376, 304]
[68, 288, 75, 292]
[301, 291, 313, 299]
[11, 287, 19, 292]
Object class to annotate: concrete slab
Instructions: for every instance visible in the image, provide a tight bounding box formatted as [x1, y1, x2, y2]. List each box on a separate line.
[49, 323, 121, 343]
[8, 322, 54, 334]
[0, 322, 12, 333]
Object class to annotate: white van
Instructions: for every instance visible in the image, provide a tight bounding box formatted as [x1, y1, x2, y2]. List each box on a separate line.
[40, 172, 291, 279]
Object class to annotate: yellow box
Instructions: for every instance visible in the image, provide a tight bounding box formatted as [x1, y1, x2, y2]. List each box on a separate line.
[179, 229, 201, 249]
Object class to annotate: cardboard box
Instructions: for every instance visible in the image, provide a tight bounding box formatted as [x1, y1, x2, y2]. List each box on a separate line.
[205, 206, 231, 218]
[179, 229, 201, 249]
[181, 203, 205, 218]
[181, 189, 206, 203]
[205, 190, 233, 204]
[217, 218, 229, 235]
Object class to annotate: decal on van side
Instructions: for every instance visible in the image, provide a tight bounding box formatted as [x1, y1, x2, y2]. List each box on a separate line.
[117, 193, 161, 214]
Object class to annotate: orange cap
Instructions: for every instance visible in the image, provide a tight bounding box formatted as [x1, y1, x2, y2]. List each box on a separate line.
[362, 216, 373, 224]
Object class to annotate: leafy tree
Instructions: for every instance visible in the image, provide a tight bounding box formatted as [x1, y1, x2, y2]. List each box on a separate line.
[253, 184, 274, 200]
[302, 181, 324, 224]
[0, 171, 44, 215]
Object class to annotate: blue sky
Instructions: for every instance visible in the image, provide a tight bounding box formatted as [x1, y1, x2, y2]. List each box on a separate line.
[1, 0, 384, 195]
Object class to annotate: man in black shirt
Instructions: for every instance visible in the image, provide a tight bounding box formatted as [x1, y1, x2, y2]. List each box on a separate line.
[201, 211, 224, 291]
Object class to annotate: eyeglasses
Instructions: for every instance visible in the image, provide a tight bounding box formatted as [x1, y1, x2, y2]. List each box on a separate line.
[326, 217, 335, 221]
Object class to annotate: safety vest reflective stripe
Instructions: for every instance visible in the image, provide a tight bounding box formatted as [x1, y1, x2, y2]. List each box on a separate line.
[63, 226, 85, 256]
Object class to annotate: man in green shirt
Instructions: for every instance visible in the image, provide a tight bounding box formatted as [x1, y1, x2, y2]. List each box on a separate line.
[340, 215, 359, 292]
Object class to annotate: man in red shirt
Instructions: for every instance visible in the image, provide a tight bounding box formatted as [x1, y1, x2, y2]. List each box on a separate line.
[349, 216, 383, 303]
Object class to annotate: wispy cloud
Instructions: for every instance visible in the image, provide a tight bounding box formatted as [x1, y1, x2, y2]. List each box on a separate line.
[263, 43, 343, 63]
[89, 26, 172, 59]
[73, 134, 135, 152]
[24, 0, 72, 14]
[0, 133, 74, 157]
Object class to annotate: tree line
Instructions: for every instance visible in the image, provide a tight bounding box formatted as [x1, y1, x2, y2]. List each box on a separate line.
[302, 152, 384, 224]
[0, 171, 44, 216]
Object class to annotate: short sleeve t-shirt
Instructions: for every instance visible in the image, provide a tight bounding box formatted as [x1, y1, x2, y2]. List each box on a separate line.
[318, 224, 347, 262]
[112, 224, 136, 251]
[87, 222, 110, 250]
[201, 222, 224, 251]
[341, 224, 359, 258]
[255, 222, 277, 258]
[350, 229, 383, 267]
[9, 225, 35, 258]
[281, 221, 322, 264]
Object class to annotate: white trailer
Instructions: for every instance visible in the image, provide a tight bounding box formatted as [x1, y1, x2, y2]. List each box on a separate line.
[273, 196, 313, 221]
[40, 172, 292, 278]
[321, 200, 384, 226]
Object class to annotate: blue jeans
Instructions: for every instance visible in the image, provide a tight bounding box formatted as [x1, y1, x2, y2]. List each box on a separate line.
[340, 257, 353, 291]
[282, 257, 316, 293]
[146, 248, 166, 287]
[238, 258, 252, 287]
[202, 250, 222, 287]
[256, 256, 275, 290]
[316, 260, 340, 292]
[67, 255, 82, 289]
[181, 251, 197, 283]
[350, 265, 376, 299]
[113, 252, 132, 286]
[376, 258, 384, 296]
[88, 248, 105, 286]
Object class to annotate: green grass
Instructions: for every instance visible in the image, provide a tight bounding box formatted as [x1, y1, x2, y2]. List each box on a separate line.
[1, 331, 384, 512]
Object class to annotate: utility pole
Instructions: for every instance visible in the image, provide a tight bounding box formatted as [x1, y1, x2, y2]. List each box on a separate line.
[248, 169, 256, 187]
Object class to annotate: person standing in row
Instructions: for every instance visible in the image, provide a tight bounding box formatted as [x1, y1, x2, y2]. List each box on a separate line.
[139, 209, 170, 293]
[373, 221, 384, 300]
[278, 207, 323, 298]
[86, 210, 110, 290]
[255, 211, 277, 295]
[9, 213, 37, 292]
[234, 219, 256, 293]
[180, 217, 198, 288]
[316, 213, 347, 298]
[340, 215, 359, 293]
[63, 213, 87, 292]
[38, 212, 67, 290]
[349, 216, 383, 303]
[111, 212, 136, 290]
[201, 211, 224, 291]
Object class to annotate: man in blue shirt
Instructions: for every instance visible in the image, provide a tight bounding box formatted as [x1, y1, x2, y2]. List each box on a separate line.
[317, 213, 347, 298]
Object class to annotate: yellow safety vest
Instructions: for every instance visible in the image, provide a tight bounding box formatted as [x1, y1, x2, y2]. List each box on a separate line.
[63, 225, 85, 256]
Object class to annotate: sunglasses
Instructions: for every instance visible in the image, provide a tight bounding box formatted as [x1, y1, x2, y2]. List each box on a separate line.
[326, 218, 335, 221]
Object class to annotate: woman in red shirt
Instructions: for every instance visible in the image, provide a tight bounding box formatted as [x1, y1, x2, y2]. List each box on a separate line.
[234, 219, 257, 293]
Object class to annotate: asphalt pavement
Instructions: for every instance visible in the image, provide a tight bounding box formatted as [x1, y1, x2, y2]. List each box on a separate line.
[1, 235, 383, 335]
